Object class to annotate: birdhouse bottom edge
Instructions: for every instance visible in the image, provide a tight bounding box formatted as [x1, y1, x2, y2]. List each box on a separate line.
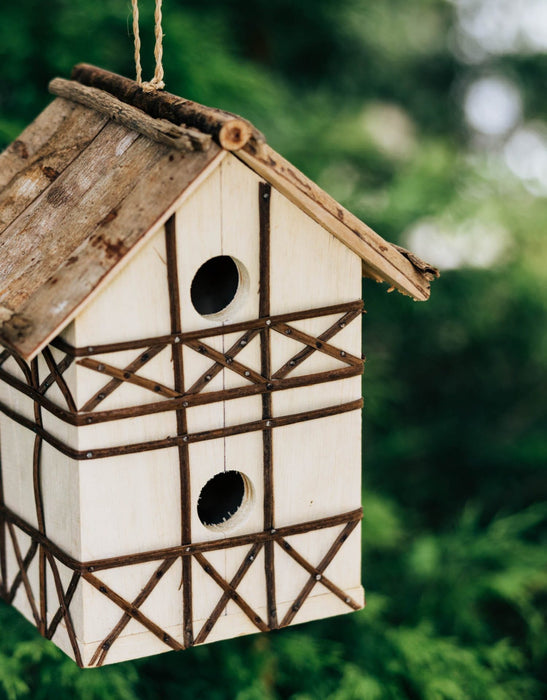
[0, 504, 364, 668]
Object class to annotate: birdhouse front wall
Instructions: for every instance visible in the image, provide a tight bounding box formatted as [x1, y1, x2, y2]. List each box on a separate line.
[0, 153, 364, 667]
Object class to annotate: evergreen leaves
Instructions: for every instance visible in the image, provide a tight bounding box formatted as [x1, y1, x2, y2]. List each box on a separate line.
[0, 0, 546, 696]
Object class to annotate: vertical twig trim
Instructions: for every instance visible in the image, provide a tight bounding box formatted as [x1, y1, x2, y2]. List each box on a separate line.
[30, 359, 47, 636]
[165, 214, 193, 647]
[259, 181, 278, 629]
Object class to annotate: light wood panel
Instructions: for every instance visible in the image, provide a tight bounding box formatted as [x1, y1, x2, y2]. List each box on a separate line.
[237, 143, 436, 300]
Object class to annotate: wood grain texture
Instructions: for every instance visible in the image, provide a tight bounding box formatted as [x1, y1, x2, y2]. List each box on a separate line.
[0, 124, 224, 360]
[49, 79, 212, 152]
[0, 100, 108, 235]
[236, 144, 438, 300]
[0, 125, 373, 666]
[0, 99, 104, 191]
[71, 64, 263, 152]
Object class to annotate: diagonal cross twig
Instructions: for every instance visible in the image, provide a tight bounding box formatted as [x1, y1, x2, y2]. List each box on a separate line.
[6, 522, 41, 627]
[194, 542, 263, 644]
[46, 571, 80, 641]
[80, 344, 167, 412]
[194, 551, 269, 634]
[185, 329, 261, 394]
[42, 347, 77, 412]
[39, 354, 74, 395]
[279, 519, 360, 628]
[272, 308, 362, 380]
[185, 334, 265, 389]
[78, 354, 182, 401]
[45, 551, 83, 667]
[89, 557, 178, 666]
[7, 539, 38, 604]
[83, 569, 184, 654]
[276, 537, 361, 611]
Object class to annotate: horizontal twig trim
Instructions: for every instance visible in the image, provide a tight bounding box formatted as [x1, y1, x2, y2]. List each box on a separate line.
[2, 363, 364, 424]
[0, 397, 362, 460]
[0, 359, 362, 427]
[51, 300, 364, 357]
[0, 504, 362, 573]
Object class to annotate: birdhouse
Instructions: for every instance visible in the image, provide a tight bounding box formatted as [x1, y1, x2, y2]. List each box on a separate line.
[0, 65, 438, 667]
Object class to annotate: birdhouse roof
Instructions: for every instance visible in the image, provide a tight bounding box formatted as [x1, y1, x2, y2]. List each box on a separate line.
[0, 64, 438, 361]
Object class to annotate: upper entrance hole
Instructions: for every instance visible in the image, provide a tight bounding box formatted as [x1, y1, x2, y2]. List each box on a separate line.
[190, 255, 247, 320]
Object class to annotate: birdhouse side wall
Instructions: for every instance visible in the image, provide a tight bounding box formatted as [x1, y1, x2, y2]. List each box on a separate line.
[0, 153, 364, 667]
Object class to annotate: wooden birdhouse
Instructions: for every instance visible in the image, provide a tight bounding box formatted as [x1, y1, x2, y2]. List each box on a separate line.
[0, 65, 438, 667]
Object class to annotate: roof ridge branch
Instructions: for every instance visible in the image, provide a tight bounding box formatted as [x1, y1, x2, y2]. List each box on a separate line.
[71, 63, 265, 152]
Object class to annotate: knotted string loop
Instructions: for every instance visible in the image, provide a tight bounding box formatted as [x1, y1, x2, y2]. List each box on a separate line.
[131, 0, 165, 91]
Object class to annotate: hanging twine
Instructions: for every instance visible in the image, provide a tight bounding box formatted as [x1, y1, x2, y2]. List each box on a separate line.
[131, 0, 165, 92]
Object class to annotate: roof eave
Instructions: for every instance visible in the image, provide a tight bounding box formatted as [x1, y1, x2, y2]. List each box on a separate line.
[236, 144, 438, 301]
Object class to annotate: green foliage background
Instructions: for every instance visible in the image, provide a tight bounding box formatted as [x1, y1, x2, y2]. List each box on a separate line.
[0, 0, 546, 697]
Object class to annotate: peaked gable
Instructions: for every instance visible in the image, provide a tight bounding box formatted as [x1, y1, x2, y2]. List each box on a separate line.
[0, 65, 437, 361]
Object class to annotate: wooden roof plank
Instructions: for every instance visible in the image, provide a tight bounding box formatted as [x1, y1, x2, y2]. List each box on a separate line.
[0, 100, 108, 233]
[1, 99, 81, 189]
[1, 144, 224, 360]
[0, 121, 152, 311]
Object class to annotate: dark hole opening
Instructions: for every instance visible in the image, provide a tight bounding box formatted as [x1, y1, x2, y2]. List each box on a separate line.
[191, 255, 240, 316]
[197, 471, 245, 527]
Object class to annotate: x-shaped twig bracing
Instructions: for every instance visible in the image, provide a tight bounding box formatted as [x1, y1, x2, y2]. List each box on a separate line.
[194, 548, 269, 637]
[185, 328, 264, 394]
[84, 566, 184, 661]
[88, 556, 178, 667]
[194, 542, 264, 645]
[272, 308, 362, 380]
[6, 521, 41, 627]
[42, 347, 77, 412]
[279, 520, 360, 628]
[79, 344, 168, 412]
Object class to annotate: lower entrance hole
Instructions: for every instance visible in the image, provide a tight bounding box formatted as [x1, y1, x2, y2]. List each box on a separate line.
[197, 470, 253, 531]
